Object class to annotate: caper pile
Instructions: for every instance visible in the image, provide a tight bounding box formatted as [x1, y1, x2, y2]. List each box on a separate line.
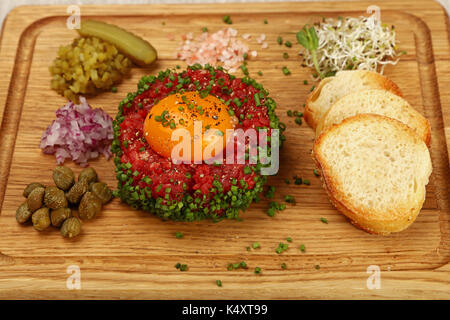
[16, 166, 113, 239]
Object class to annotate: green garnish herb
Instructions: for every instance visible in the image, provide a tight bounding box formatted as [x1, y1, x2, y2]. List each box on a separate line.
[294, 177, 302, 185]
[254, 267, 261, 274]
[216, 280, 222, 287]
[286, 237, 292, 242]
[223, 15, 233, 24]
[315, 264, 320, 270]
[300, 244, 306, 252]
[303, 80, 308, 85]
[313, 169, 320, 177]
[276, 242, 289, 254]
[284, 40, 292, 48]
[264, 19, 268, 24]
[175, 231, 183, 239]
[284, 195, 295, 204]
[296, 25, 323, 78]
[202, 27, 208, 33]
[277, 36, 283, 45]
[282, 66, 291, 75]
[283, 52, 289, 59]
[257, 71, 263, 76]
[320, 217, 328, 224]
[111, 86, 117, 93]
[303, 179, 310, 185]
[284, 178, 290, 184]
[281, 263, 287, 269]
[252, 242, 260, 249]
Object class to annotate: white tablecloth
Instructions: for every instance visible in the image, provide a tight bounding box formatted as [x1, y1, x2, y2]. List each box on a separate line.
[1, 0, 449, 31]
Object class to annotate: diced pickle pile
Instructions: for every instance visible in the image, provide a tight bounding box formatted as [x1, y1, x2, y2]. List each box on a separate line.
[49, 37, 131, 102]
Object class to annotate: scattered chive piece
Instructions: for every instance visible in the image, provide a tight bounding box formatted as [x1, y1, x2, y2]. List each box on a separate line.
[284, 195, 295, 204]
[254, 267, 262, 274]
[252, 242, 260, 249]
[281, 263, 287, 269]
[295, 117, 302, 125]
[286, 237, 292, 242]
[264, 19, 268, 24]
[202, 27, 208, 32]
[227, 264, 233, 271]
[223, 15, 232, 24]
[313, 169, 320, 177]
[175, 231, 183, 239]
[175, 263, 181, 269]
[216, 280, 222, 287]
[180, 264, 188, 271]
[285, 40, 292, 47]
[310, 85, 316, 92]
[303, 179, 310, 185]
[315, 264, 320, 270]
[257, 71, 263, 76]
[283, 52, 289, 59]
[294, 177, 302, 185]
[240, 261, 247, 268]
[284, 178, 290, 184]
[303, 80, 308, 85]
[282, 66, 291, 75]
[320, 217, 328, 224]
[111, 86, 117, 93]
[277, 36, 283, 45]
[246, 246, 251, 251]
[300, 244, 306, 252]
[287, 110, 293, 117]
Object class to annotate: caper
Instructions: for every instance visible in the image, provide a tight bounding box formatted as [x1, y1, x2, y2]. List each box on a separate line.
[44, 186, 68, 210]
[66, 179, 89, 204]
[89, 182, 113, 204]
[27, 187, 45, 212]
[61, 217, 82, 238]
[78, 192, 102, 220]
[78, 167, 98, 184]
[23, 182, 45, 198]
[32, 207, 51, 231]
[16, 202, 32, 224]
[51, 207, 72, 227]
[53, 166, 75, 191]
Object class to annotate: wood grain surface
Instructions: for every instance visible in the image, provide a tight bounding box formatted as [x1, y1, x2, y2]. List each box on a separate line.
[0, 0, 449, 299]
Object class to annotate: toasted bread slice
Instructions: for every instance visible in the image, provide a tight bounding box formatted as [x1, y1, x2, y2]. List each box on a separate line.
[305, 70, 402, 130]
[316, 89, 431, 145]
[313, 114, 432, 235]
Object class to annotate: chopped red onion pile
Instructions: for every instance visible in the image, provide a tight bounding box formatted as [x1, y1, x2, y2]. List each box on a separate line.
[40, 97, 114, 167]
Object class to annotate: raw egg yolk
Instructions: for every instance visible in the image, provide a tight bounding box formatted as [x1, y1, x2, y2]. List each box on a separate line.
[144, 91, 236, 162]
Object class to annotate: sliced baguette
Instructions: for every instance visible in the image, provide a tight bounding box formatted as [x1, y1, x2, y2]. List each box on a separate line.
[315, 89, 431, 145]
[313, 114, 432, 235]
[305, 70, 402, 130]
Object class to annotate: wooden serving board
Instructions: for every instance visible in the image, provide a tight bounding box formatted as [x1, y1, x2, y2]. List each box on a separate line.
[0, 1, 449, 300]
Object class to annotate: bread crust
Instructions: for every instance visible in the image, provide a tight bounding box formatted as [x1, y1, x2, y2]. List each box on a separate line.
[304, 70, 403, 130]
[312, 114, 431, 235]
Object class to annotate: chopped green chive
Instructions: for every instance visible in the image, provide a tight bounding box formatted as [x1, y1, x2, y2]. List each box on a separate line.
[284, 40, 292, 48]
[284, 195, 295, 204]
[264, 19, 268, 24]
[281, 263, 287, 269]
[286, 237, 292, 242]
[277, 36, 283, 45]
[111, 87, 117, 93]
[175, 231, 183, 239]
[282, 66, 291, 75]
[283, 52, 289, 59]
[223, 15, 232, 24]
[300, 244, 306, 252]
[303, 179, 310, 185]
[216, 280, 222, 287]
[202, 27, 208, 33]
[252, 242, 260, 249]
[254, 267, 261, 274]
[320, 217, 328, 224]
[313, 169, 320, 177]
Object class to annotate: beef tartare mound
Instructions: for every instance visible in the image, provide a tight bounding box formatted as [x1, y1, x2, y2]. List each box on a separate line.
[112, 64, 285, 221]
